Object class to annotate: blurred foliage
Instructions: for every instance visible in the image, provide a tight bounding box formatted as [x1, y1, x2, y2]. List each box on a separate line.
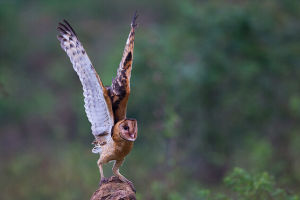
[223, 168, 299, 200]
[0, 0, 300, 199]
[188, 168, 299, 200]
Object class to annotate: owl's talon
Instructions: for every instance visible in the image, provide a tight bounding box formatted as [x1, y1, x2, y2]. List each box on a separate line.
[114, 175, 136, 193]
[99, 177, 109, 186]
[109, 176, 120, 182]
[125, 180, 136, 193]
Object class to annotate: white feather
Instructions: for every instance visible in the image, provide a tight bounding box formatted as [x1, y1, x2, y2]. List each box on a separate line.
[58, 26, 114, 138]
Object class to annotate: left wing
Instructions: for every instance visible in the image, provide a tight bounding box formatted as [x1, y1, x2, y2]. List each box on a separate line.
[110, 12, 138, 122]
[57, 20, 114, 139]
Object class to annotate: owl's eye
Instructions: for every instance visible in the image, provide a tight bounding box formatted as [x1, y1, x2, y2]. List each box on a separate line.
[123, 125, 129, 131]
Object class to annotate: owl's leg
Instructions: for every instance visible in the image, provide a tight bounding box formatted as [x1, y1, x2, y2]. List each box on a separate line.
[112, 159, 136, 193]
[112, 159, 126, 182]
[97, 158, 108, 185]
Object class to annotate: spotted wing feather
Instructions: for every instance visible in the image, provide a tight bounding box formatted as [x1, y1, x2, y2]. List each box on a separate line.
[57, 20, 114, 138]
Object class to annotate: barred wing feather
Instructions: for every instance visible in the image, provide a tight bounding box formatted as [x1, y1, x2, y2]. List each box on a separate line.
[57, 20, 114, 137]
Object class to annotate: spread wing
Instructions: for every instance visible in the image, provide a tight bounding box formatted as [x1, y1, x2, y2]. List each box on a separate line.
[111, 12, 138, 122]
[57, 20, 114, 138]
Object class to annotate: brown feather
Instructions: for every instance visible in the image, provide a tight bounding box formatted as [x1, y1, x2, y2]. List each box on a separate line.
[110, 16, 137, 122]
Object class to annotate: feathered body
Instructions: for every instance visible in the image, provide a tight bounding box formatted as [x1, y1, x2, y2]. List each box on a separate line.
[57, 13, 138, 187]
[99, 119, 137, 163]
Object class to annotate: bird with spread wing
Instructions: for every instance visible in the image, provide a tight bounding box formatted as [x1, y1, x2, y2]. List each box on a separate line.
[57, 13, 138, 188]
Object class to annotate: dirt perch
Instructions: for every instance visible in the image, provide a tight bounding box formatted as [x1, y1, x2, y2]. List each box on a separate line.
[90, 176, 136, 200]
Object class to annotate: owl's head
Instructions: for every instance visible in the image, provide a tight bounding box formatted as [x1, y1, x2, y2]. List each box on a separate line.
[113, 118, 138, 142]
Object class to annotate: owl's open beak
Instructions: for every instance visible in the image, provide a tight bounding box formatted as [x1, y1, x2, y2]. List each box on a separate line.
[127, 129, 137, 141]
[121, 130, 137, 142]
[126, 119, 138, 141]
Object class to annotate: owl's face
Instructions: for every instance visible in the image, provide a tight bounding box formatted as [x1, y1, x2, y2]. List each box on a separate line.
[118, 119, 138, 142]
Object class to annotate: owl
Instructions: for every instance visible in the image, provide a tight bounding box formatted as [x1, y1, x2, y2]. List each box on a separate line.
[57, 13, 138, 188]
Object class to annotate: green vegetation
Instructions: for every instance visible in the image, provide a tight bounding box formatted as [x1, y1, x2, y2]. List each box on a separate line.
[188, 168, 299, 200]
[223, 168, 299, 200]
[0, 0, 299, 199]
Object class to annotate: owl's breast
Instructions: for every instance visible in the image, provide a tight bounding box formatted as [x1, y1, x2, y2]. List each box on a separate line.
[113, 140, 133, 159]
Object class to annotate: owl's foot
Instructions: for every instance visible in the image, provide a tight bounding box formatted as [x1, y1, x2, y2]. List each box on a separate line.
[99, 177, 109, 186]
[125, 179, 136, 193]
[107, 176, 136, 193]
[108, 176, 120, 182]
[117, 177, 136, 193]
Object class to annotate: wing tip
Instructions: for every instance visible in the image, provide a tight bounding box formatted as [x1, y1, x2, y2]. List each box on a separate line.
[62, 19, 78, 36]
[57, 19, 77, 42]
[131, 11, 139, 29]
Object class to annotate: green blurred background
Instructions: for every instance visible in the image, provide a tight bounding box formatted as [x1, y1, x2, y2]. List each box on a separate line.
[0, 0, 300, 199]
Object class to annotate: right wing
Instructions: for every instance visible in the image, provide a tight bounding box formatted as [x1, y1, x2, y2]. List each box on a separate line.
[57, 20, 114, 139]
[111, 12, 138, 122]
